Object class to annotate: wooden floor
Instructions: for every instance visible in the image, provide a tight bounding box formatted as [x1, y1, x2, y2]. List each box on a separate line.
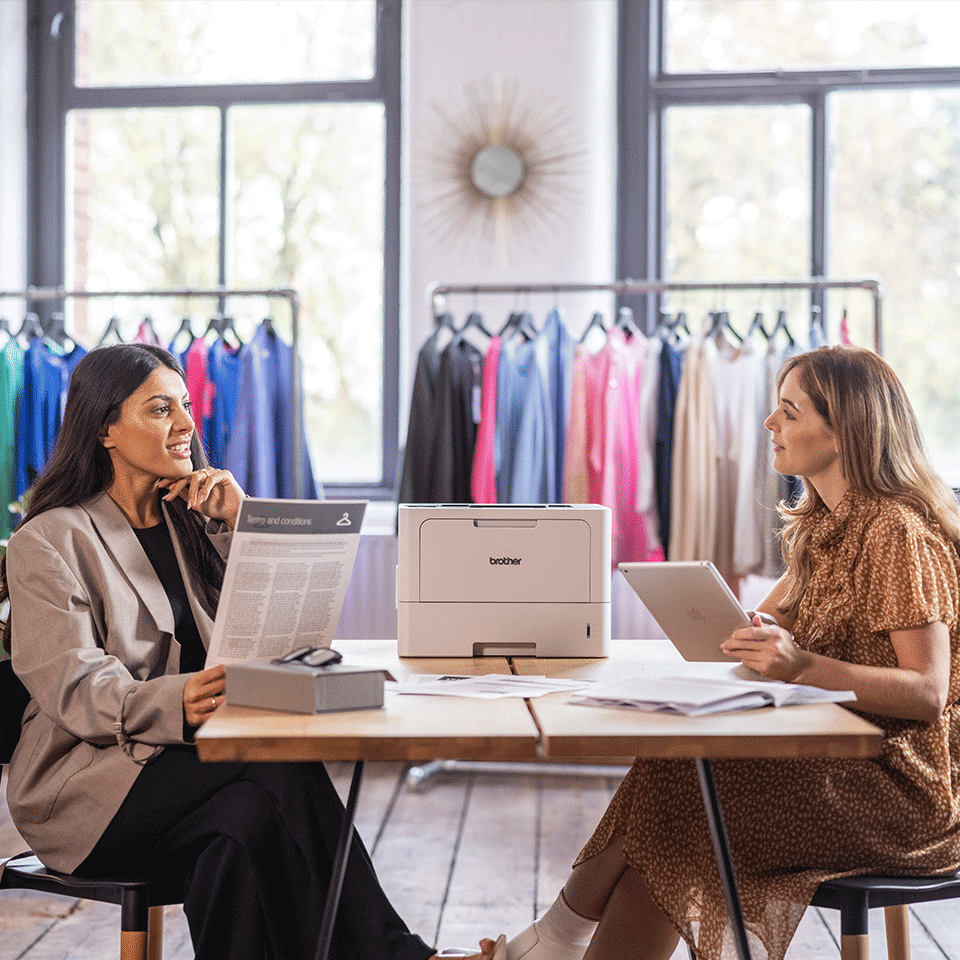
[2, 760, 958, 959]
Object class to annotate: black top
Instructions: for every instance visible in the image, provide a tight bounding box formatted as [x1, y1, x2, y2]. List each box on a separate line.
[132, 521, 207, 674]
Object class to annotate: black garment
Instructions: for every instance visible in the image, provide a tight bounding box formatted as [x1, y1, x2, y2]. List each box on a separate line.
[133, 521, 207, 673]
[398, 335, 445, 504]
[80, 747, 434, 960]
[429, 339, 483, 503]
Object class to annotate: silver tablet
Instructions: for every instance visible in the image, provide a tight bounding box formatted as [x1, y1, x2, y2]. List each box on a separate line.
[618, 561, 751, 661]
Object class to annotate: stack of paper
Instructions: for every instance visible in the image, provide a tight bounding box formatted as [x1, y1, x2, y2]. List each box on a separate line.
[570, 662, 855, 716]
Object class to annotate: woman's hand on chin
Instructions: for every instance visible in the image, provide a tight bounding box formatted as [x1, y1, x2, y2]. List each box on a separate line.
[158, 467, 246, 529]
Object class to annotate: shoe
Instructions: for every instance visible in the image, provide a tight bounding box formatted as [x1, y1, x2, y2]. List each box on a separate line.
[435, 939, 505, 960]
[508, 923, 586, 960]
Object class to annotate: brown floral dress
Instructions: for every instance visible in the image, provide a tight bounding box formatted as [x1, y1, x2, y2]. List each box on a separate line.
[575, 491, 960, 960]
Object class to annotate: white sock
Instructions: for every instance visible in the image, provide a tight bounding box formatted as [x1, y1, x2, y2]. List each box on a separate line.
[506, 889, 598, 960]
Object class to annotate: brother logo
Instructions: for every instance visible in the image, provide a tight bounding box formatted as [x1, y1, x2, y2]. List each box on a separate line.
[490, 557, 522, 565]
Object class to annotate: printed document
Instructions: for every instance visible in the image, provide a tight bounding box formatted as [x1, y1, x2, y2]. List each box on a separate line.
[569, 662, 855, 716]
[205, 499, 366, 667]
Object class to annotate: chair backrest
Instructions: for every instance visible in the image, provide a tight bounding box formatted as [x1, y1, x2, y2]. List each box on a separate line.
[0, 658, 30, 765]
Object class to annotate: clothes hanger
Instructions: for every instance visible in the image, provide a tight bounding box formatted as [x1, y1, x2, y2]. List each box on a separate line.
[0, 315, 11, 340]
[579, 311, 608, 345]
[615, 306, 640, 337]
[748, 310, 768, 339]
[706, 309, 742, 344]
[97, 314, 125, 346]
[449, 310, 494, 348]
[668, 310, 690, 341]
[42, 311, 76, 350]
[770, 309, 796, 347]
[422, 312, 456, 353]
[498, 309, 537, 342]
[205, 312, 242, 349]
[169, 315, 195, 354]
[138, 315, 161, 345]
[497, 310, 522, 338]
[16, 312, 45, 342]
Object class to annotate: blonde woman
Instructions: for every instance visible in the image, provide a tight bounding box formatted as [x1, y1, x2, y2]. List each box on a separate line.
[486, 346, 960, 960]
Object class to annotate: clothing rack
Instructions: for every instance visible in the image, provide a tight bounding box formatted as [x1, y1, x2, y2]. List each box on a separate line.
[428, 277, 885, 354]
[0, 285, 307, 496]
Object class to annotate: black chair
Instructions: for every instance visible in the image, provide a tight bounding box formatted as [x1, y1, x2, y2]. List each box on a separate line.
[682, 870, 960, 960]
[1, 659, 185, 960]
[810, 872, 960, 960]
[0, 851, 184, 960]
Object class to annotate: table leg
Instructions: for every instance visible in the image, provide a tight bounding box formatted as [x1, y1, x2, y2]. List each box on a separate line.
[315, 759, 365, 960]
[694, 758, 752, 960]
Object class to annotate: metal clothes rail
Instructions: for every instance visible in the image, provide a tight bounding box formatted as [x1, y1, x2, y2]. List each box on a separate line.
[428, 276, 885, 353]
[0, 285, 307, 496]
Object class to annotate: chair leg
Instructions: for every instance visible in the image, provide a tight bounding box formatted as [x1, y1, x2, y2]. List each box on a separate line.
[120, 929, 149, 960]
[884, 904, 910, 960]
[120, 888, 151, 960]
[147, 904, 165, 960]
[839, 934, 870, 960]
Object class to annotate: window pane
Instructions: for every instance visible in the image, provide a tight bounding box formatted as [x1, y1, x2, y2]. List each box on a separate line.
[667, 0, 960, 73]
[831, 89, 960, 485]
[68, 107, 220, 336]
[664, 104, 810, 317]
[231, 104, 385, 485]
[75, 0, 375, 87]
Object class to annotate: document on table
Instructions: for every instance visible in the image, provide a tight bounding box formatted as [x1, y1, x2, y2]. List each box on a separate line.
[569, 661, 856, 716]
[205, 499, 367, 667]
[394, 674, 593, 700]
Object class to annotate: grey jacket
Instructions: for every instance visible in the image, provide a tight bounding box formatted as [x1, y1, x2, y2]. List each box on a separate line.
[4, 492, 231, 873]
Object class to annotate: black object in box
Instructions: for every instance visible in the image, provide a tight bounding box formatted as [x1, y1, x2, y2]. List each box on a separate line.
[225, 661, 395, 714]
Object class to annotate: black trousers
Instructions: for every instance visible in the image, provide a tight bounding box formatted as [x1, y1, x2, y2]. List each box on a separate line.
[79, 746, 434, 960]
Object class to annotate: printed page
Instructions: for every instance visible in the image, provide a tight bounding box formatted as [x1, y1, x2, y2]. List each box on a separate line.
[205, 499, 367, 667]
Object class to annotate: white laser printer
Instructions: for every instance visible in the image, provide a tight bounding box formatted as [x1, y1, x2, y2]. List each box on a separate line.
[397, 503, 611, 657]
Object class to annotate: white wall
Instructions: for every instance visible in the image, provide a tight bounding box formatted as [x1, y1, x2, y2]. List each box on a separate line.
[400, 0, 618, 405]
[0, 0, 27, 295]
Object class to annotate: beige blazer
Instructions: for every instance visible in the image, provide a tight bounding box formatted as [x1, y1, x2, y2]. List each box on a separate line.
[4, 492, 231, 873]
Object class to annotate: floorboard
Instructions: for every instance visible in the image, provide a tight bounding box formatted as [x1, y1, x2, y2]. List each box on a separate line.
[4, 762, 960, 959]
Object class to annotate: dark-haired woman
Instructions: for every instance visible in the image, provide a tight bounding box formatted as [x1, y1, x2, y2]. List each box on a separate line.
[487, 346, 960, 960]
[1, 344, 495, 960]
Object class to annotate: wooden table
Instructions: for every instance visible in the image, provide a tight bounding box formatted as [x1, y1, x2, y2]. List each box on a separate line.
[196, 640, 883, 960]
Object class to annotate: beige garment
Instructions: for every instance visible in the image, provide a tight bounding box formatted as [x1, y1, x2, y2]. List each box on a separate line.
[5, 492, 231, 873]
[577, 492, 960, 960]
[668, 332, 717, 563]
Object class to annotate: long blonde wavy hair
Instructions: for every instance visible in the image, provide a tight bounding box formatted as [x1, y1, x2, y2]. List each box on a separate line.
[776, 345, 960, 621]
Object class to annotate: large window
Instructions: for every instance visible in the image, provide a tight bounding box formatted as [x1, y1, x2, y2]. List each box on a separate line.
[28, 0, 400, 496]
[622, 0, 960, 484]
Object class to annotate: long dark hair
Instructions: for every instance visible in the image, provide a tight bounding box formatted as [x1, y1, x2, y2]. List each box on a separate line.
[2, 344, 225, 653]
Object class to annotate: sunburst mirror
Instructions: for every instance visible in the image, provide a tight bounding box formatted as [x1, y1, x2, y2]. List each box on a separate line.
[417, 74, 586, 264]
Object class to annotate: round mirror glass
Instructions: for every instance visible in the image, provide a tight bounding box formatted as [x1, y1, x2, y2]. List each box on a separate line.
[470, 145, 525, 198]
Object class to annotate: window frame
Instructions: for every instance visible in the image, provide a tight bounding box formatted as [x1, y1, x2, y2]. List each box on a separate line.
[26, 0, 402, 500]
[618, 0, 960, 330]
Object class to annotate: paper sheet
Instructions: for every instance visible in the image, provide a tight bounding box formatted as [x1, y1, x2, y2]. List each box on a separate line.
[205, 499, 366, 667]
[394, 674, 593, 700]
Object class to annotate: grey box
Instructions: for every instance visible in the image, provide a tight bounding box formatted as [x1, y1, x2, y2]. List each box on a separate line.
[226, 661, 392, 714]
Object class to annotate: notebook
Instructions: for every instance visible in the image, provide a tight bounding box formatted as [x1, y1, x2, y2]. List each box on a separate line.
[618, 560, 751, 661]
